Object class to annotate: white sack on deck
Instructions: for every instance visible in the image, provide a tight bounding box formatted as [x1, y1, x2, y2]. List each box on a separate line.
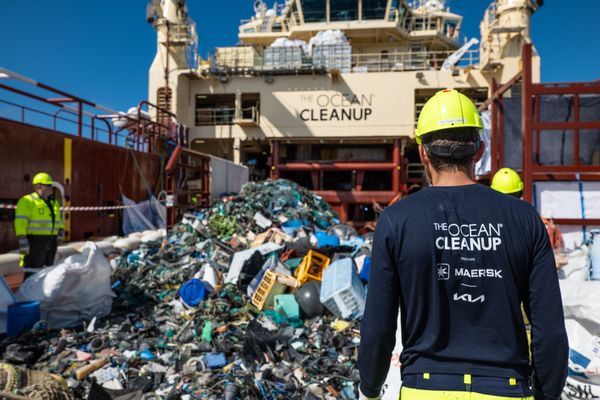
[0, 276, 16, 334]
[16, 242, 115, 329]
[535, 182, 600, 249]
[563, 376, 600, 399]
[475, 110, 491, 176]
[381, 311, 403, 400]
[560, 280, 600, 397]
[558, 246, 590, 282]
[309, 29, 349, 46]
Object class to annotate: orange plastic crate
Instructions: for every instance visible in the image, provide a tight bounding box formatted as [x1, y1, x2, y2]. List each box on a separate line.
[252, 270, 288, 310]
[294, 250, 331, 285]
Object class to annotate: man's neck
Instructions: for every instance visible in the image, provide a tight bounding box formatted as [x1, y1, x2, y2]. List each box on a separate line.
[430, 170, 476, 187]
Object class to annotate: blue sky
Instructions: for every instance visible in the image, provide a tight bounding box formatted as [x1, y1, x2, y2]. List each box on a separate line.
[1, 0, 599, 112]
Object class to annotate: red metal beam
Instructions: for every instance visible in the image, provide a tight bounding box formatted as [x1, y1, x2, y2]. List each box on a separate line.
[531, 83, 600, 95]
[551, 219, 600, 226]
[278, 162, 395, 171]
[479, 71, 523, 112]
[531, 173, 600, 181]
[522, 43, 534, 202]
[47, 97, 76, 103]
[498, 95, 505, 170]
[392, 138, 401, 193]
[271, 140, 281, 179]
[532, 165, 600, 173]
[574, 93, 580, 166]
[490, 78, 499, 173]
[316, 190, 397, 203]
[0, 83, 59, 105]
[532, 121, 600, 130]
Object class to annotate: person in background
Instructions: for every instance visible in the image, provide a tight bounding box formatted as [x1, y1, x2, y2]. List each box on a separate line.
[15, 172, 64, 279]
[491, 168, 524, 198]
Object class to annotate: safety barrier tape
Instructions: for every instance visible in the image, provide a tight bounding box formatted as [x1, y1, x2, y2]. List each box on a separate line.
[0, 203, 144, 211]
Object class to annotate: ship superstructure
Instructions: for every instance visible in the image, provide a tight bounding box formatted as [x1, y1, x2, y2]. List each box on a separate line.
[149, 0, 542, 221]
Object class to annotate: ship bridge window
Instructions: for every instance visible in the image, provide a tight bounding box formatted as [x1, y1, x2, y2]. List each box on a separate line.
[443, 18, 459, 37]
[363, 0, 388, 20]
[300, 0, 326, 23]
[241, 93, 260, 122]
[195, 94, 235, 126]
[330, 0, 358, 21]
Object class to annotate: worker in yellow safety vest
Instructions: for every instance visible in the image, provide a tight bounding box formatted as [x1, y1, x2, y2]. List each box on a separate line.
[358, 90, 568, 400]
[491, 168, 524, 198]
[15, 172, 64, 278]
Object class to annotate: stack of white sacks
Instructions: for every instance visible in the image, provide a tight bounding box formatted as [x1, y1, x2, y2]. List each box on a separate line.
[559, 240, 600, 399]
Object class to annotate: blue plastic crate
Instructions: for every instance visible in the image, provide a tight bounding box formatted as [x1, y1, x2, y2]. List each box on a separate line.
[7, 301, 40, 337]
[319, 258, 366, 319]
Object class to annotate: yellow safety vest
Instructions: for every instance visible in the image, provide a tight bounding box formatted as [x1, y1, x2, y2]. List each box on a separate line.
[14, 192, 63, 236]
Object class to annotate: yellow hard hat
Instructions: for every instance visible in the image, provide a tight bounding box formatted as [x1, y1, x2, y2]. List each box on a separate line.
[32, 172, 53, 185]
[491, 168, 524, 195]
[415, 89, 483, 144]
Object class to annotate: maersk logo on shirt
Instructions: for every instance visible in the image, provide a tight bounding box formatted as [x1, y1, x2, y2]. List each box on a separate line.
[436, 263, 450, 280]
[433, 223, 504, 251]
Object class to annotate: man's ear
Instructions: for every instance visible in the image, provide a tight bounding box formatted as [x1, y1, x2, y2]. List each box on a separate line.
[474, 140, 485, 163]
[418, 145, 430, 167]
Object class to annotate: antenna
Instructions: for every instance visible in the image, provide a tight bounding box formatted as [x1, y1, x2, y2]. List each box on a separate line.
[146, 0, 163, 25]
[254, 0, 267, 16]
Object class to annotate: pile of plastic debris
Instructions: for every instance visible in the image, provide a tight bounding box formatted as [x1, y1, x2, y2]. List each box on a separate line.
[0, 179, 374, 400]
[207, 179, 339, 245]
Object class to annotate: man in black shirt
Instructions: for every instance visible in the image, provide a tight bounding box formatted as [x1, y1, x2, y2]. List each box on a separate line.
[358, 89, 568, 400]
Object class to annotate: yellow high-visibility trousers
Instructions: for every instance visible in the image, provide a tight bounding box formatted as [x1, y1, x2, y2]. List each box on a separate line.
[400, 387, 534, 400]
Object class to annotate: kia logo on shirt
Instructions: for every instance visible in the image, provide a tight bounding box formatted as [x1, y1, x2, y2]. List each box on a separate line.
[453, 293, 486, 303]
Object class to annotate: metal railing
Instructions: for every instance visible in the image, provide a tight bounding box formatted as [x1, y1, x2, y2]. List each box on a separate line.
[0, 98, 127, 146]
[239, 106, 260, 123]
[212, 47, 479, 74]
[239, 4, 459, 40]
[0, 67, 179, 153]
[195, 106, 260, 126]
[351, 49, 478, 72]
[196, 107, 235, 126]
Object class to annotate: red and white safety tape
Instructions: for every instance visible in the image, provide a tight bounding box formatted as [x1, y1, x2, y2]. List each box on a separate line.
[0, 203, 143, 212]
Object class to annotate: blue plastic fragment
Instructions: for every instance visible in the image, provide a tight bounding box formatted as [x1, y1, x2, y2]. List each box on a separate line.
[281, 219, 308, 235]
[315, 232, 340, 248]
[205, 353, 227, 369]
[127, 253, 140, 263]
[179, 279, 207, 307]
[274, 294, 300, 319]
[359, 256, 371, 283]
[140, 350, 156, 360]
[342, 237, 365, 249]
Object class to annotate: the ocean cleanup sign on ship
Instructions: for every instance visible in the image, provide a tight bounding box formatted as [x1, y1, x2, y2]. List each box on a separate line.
[298, 92, 374, 122]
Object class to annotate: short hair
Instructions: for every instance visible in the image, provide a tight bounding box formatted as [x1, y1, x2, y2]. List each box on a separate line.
[421, 127, 480, 175]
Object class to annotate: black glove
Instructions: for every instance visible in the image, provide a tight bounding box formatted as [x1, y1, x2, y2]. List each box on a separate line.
[18, 237, 29, 255]
[57, 229, 65, 244]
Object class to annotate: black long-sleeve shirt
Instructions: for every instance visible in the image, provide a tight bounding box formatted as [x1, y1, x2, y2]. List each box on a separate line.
[358, 184, 568, 399]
